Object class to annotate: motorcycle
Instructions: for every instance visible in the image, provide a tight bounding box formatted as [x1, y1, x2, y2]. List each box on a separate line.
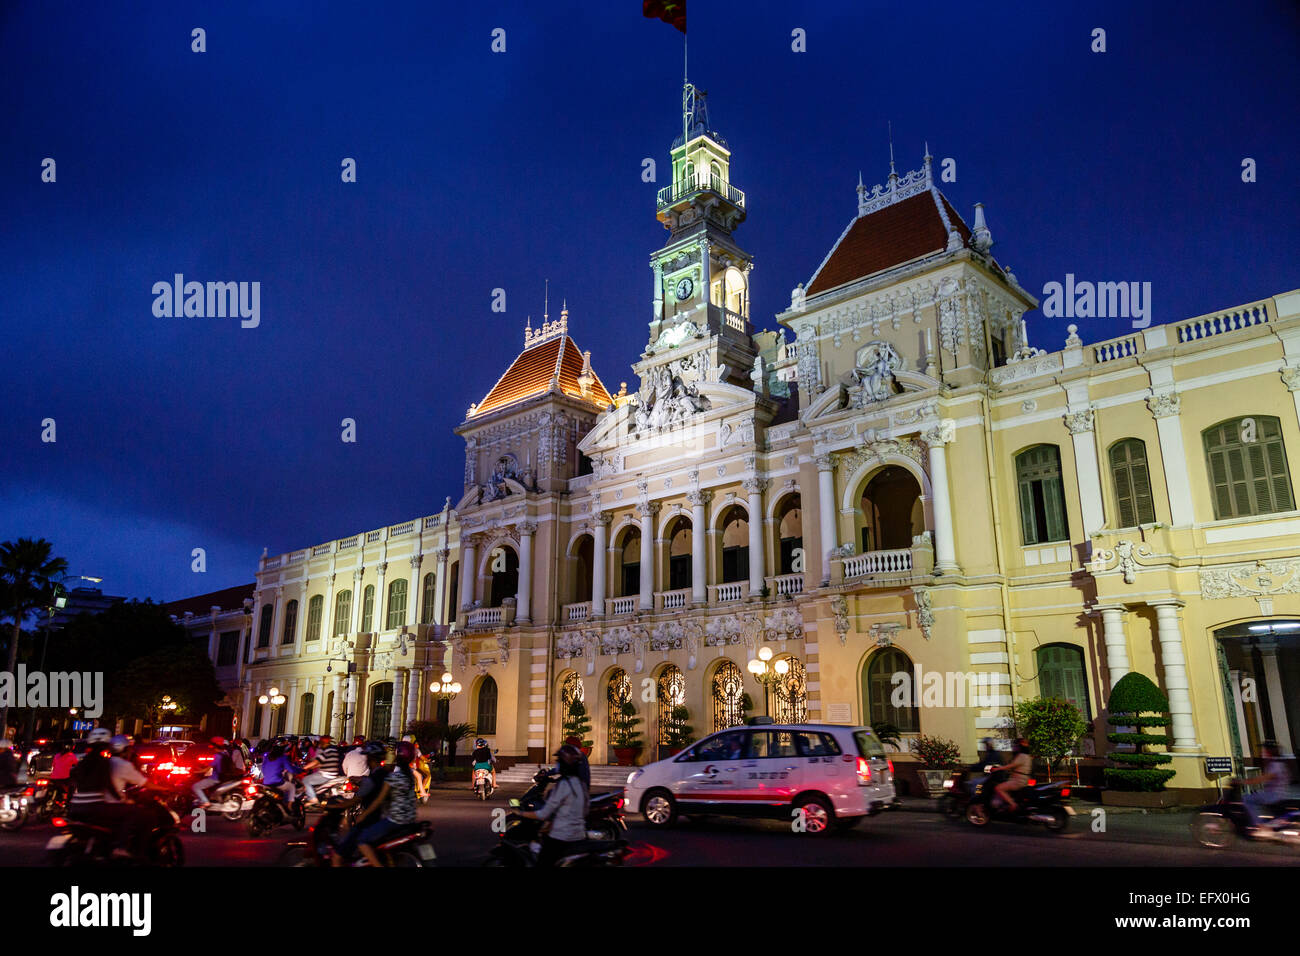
[45, 791, 185, 866]
[964, 776, 1073, 833]
[474, 767, 494, 801]
[0, 784, 31, 831]
[245, 777, 307, 837]
[516, 767, 627, 841]
[484, 768, 629, 866]
[1193, 781, 1300, 848]
[19, 778, 71, 826]
[942, 765, 1002, 819]
[281, 802, 437, 867]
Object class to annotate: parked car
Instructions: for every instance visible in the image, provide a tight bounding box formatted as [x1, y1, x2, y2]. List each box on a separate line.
[625, 723, 897, 835]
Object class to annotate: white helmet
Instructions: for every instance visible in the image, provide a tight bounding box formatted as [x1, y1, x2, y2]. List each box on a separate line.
[110, 735, 132, 754]
[86, 728, 112, 744]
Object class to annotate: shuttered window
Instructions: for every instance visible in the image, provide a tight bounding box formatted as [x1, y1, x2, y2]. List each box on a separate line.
[1015, 445, 1069, 545]
[386, 579, 407, 630]
[333, 590, 352, 637]
[305, 595, 324, 642]
[1108, 439, 1156, 528]
[1037, 645, 1089, 716]
[361, 585, 375, 632]
[421, 573, 437, 625]
[1203, 416, 1294, 519]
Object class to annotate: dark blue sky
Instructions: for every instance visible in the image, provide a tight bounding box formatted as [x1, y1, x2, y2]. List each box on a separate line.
[2, 1, 1297, 602]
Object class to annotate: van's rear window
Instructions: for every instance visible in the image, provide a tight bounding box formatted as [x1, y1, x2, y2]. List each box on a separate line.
[854, 731, 886, 758]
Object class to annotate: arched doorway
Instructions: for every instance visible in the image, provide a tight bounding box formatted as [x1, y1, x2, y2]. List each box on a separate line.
[558, 671, 587, 746]
[487, 544, 519, 607]
[862, 648, 919, 733]
[664, 515, 693, 591]
[770, 656, 808, 724]
[711, 660, 746, 731]
[774, 494, 804, 575]
[606, 668, 632, 754]
[655, 665, 686, 759]
[718, 505, 749, 583]
[859, 466, 923, 553]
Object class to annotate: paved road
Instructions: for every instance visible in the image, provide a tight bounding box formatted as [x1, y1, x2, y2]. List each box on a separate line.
[1, 786, 1295, 866]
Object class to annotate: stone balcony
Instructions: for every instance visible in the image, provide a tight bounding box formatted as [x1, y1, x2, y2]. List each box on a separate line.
[832, 537, 934, 588]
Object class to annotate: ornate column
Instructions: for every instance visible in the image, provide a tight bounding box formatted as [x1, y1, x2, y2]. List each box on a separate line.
[1257, 638, 1294, 752]
[652, 260, 663, 326]
[1096, 604, 1131, 689]
[1149, 601, 1199, 751]
[292, 578, 309, 656]
[744, 477, 767, 594]
[517, 523, 536, 623]
[390, 668, 408, 738]
[816, 455, 838, 586]
[349, 569, 363, 634]
[1147, 392, 1195, 526]
[268, 587, 284, 655]
[688, 491, 711, 604]
[408, 667, 424, 724]
[921, 420, 959, 573]
[699, 237, 712, 308]
[373, 563, 388, 632]
[406, 555, 422, 630]
[638, 501, 659, 610]
[434, 549, 450, 625]
[459, 539, 477, 614]
[591, 514, 609, 617]
[330, 674, 343, 738]
[1064, 408, 1105, 537]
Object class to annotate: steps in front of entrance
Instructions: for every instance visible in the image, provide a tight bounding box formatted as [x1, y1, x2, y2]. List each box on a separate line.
[494, 763, 637, 787]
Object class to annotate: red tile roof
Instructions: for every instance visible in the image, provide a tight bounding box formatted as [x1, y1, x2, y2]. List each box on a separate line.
[472, 334, 612, 418]
[806, 190, 972, 296]
[165, 583, 254, 617]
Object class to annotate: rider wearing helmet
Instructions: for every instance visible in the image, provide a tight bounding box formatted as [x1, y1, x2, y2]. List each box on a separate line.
[68, 731, 151, 858]
[192, 737, 235, 809]
[340, 741, 418, 868]
[330, 741, 391, 866]
[518, 744, 590, 867]
[470, 737, 496, 794]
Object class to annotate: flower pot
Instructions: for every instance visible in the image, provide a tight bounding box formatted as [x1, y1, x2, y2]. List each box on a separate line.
[918, 768, 950, 798]
[613, 746, 642, 767]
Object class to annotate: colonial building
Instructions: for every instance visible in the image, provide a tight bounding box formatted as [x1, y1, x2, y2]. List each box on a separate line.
[226, 82, 1300, 794]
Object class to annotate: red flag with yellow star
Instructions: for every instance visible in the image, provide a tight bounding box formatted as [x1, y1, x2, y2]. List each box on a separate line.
[643, 0, 685, 33]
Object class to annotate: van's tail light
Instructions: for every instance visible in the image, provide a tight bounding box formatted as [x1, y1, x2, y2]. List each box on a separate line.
[887, 759, 894, 776]
[1027, 778, 1036, 787]
[52, 817, 68, 828]
[856, 757, 873, 786]
[1060, 787, 1070, 799]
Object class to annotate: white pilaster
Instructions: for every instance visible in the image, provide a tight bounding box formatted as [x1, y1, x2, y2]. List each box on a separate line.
[688, 491, 711, 604]
[816, 455, 837, 586]
[1150, 601, 1199, 751]
[744, 478, 767, 594]
[459, 541, 477, 613]
[1148, 393, 1195, 526]
[1064, 409, 1105, 537]
[921, 420, 959, 573]
[1257, 639, 1292, 752]
[638, 502, 659, 610]
[591, 515, 609, 617]
[390, 668, 407, 738]
[1097, 605, 1130, 689]
[349, 570, 363, 634]
[406, 555, 422, 630]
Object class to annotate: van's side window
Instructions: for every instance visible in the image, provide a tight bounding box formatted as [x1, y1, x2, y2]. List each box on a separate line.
[795, 732, 841, 757]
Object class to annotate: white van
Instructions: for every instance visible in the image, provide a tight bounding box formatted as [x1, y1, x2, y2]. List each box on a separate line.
[625, 723, 897, 835]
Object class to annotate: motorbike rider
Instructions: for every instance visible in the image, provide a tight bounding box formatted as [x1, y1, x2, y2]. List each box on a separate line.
[330, 741, 389, 865]
[341, 738, 371, 778]
[260, 743, 300, 804]
[301, 734, 342, 806]
[966, 737, 1002, 797]
[518, 743, 590, 867]
[562, 735, 592, 789]
[992, 738, 1033, 813]
[0, 739, 18, 788]
[49, 740, 78, 801]
[350, 740, 419, 867]
[470, 737, 496, 794]
[1238, 740, 1294, 834]
[192, 737, 236, 809]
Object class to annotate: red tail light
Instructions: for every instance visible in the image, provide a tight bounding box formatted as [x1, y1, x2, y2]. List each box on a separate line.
[22, 787, 34, 797]
[856, 757, 872, 784]
[169, 765, 192, 776]
[1060, 787, 1070, 798]
[615, 797, 624, 810]
[52, 817, 68, 828]
[887, 759, 894, 776]
[1027, 778, 1036, 787]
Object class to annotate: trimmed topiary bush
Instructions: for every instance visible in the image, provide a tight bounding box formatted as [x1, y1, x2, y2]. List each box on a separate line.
[1104, 672, 1175, 791]
[1011, 697, 1088, 780]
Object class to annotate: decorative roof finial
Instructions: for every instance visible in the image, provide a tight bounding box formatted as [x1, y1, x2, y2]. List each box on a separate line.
[543, 278, 549, 323]
[888, 121, 897, 181]
[972, 202, 993, 253]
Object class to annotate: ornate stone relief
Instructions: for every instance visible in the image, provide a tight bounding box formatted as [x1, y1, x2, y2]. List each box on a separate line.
[633, 358, 711, 433]
[1090, 540, 1153, 584]
[851, 341, 904, 404]
[912, 587, 934, 640]
[1063, 408, 1095, 434]
[1146, 392, 1181, 418]
[1282, 367, 1300, 392]
[1199, 560, 1300, 600]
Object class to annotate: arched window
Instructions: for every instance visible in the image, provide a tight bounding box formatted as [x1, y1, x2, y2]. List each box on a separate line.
[368, 682, 393, 738]
[606, 669, 632, 747]
[719, 506, 749, 583]
[1109, 438, 1156, 528]
[1037, 645, 1090, 716]
[488, 546, 519, 607]
[864, 648, 918, 732]
[861, 467, 923, 552]
[656, 666, 686, 746]
[333, 590, 352, 637]
[776, 495, 804, 575]
[709, 160, 721, 188]
[1015, 445, 1069, 545]
[360, 585, 375, 633]
[667, 517, 692, 591]
[386, 579, 408, 630]
[421, 572, 437, 625]
[476, 677, 498, 736]
[771, 656, 808, 724]
[305, 594, 324, 642]
[257, 604, 273, 648]
[560, 671, 585, 736]
[711, 660, 746, 731]
[281, 599, 298, 645]
[1203, 415, 1294, 520]
[618, 528, 641, 597]
[299, 693, 315, 735]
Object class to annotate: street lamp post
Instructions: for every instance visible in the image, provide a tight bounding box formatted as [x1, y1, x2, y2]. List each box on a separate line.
[430, 672, 462, 781]
[257, 687, 286, 737]
[747, 646, 790, 719]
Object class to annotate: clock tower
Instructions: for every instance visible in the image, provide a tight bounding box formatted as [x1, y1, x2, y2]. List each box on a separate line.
[642, 82, 757, 392]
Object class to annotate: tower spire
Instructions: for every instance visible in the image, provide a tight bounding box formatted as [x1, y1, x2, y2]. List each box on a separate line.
[888, 121, 897, 180]
[544, 278, 549, 323]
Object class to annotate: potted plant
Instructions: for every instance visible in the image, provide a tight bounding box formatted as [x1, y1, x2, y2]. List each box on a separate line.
[660, 704, 695, 758]
[1103, 672, 1177, 806]
[562, 698, 594, 756]
[868, 722, 903, 751]
[1010, 697, 1087, 781]
[912, 734, 962, 798]
[611, 701, 643, 766]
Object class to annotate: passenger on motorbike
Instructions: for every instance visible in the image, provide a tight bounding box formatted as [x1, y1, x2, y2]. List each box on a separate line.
[562, 735, 592, 790]
[471, 738, 496, 794]
[350, 741, 419, 867]
[341, 739, 371, 779]
[1239, 740, 1294, 833]
[966, 737, 1001, 797]
[992, 738, 1032, 813]
[192, 737, 238, 809]
[301, 734, 342, 806]
[330, 741, 388, 865]
[517, 744, 589, 867]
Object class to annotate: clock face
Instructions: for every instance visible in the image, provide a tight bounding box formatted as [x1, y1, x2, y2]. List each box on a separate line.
[675, 277, 694, 299]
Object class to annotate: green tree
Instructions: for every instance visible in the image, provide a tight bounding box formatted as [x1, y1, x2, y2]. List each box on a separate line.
[1105, 673, 1176, 791]
[442, 722, 475, 765]
[1011, 696, 1088, 779]
[661, 704, 695, 749]
[111, 642, 222, 731]
[611, 701, 643, 749]
[562, 698, 593, 749]
[0, 538, 68, 735]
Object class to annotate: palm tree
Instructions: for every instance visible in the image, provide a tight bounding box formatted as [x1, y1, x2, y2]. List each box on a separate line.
[0, 538, 68, 736]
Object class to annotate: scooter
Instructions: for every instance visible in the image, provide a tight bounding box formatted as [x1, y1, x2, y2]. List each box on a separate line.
[281, 801, 436, 867]
[943, 765, 1004, 819]
[45, 790, 185, 866]
[0, 784, 30, 831]
[474, 767, 494, 801]
[244, 777, 307, 837]
[18, 778, 71, 826]
[964, 777, 1073, 832]
[1193, 781, 1300, 848]
[513, 767, 628, 841]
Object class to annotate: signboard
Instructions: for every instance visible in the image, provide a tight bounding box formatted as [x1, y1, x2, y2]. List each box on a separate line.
[825, 702, 852, 724]
[71, 720, 93, 731]
[1205, 757, 1233, 775]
